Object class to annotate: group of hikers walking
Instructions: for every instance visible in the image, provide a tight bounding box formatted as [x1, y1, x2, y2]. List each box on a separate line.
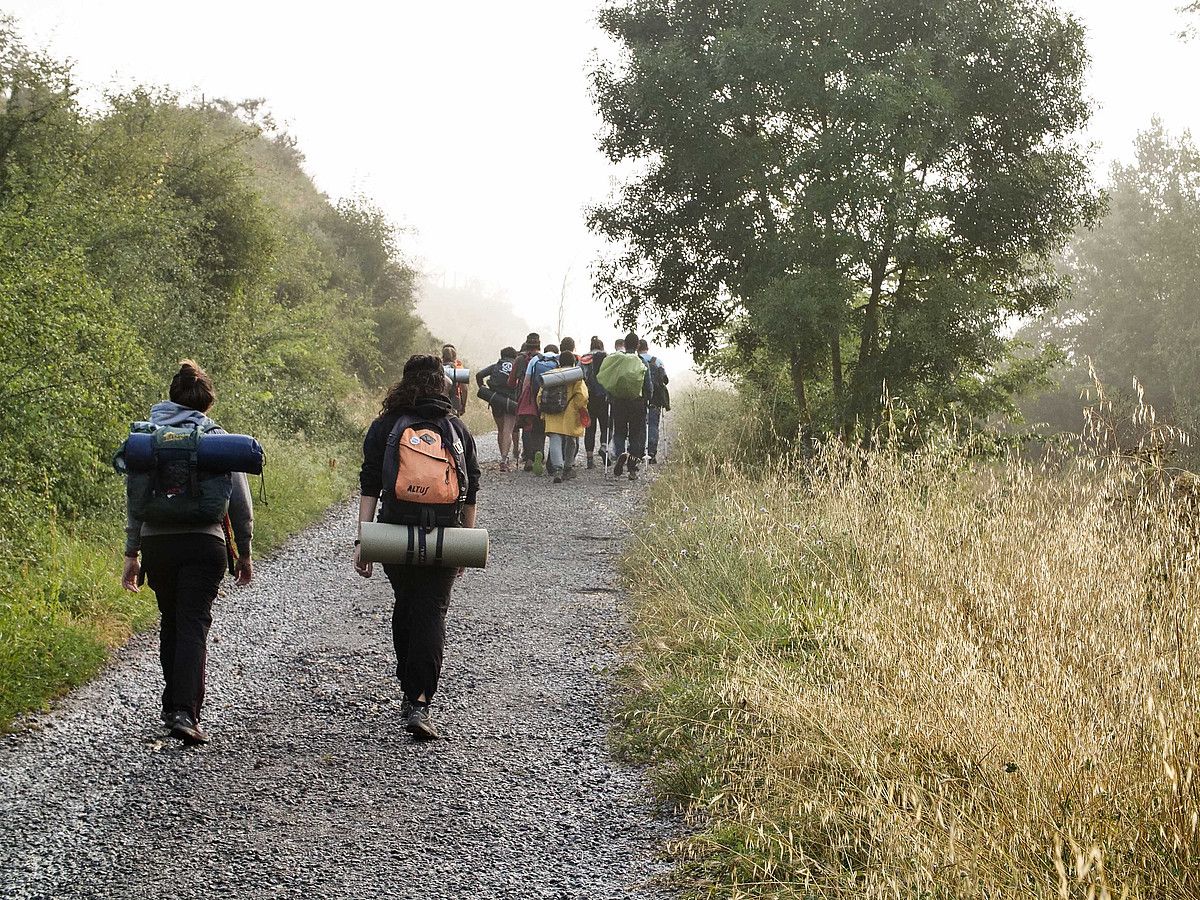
[117, 334, 665, 747]
[473, 330, 669, 482]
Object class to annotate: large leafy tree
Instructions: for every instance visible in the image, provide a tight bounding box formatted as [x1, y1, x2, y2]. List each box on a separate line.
[1030, 122, 1200, 433]
[590, 0, 1099, 439]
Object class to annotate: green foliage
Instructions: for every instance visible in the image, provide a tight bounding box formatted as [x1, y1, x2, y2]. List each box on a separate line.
[590, 0, 1100, 441]
[1029, 121, 1200, 437]
[0, 20, 432, 725]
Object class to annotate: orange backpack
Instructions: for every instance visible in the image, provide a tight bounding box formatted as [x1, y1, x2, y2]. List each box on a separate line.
[381, 416, 466, 528]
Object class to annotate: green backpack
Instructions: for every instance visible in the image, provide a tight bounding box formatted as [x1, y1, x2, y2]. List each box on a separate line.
[596, 352, 647, 400]
[125, 426, 233, 525]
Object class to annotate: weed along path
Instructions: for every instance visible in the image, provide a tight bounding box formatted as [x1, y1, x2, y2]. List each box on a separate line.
[0, 437, 675, 900]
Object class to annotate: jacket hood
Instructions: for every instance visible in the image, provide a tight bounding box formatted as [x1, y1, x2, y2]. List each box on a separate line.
[407, 395, 454, 419]
[149, 401, 218, 430]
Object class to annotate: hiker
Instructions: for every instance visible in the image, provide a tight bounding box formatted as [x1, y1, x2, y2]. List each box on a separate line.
[582, 336, 610, 469]
[613, 338, 625, 353]
[509, 333, 546, 472]
[475, 346, 520, 472]
[597, 331, 650, 481]
[539, 349, 589, 484]
[442, 344, 468, 416]
[121, 360, 254, 745]
[514, 340, 560, 474]
[637, 339, 670, 464]
[355, 354, 481, 741]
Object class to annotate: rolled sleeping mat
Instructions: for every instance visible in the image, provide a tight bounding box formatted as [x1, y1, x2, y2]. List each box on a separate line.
[477, 385, 518, 414]
[443, 365, 471, 384]
[124, 432, 265, 474]
[540, 366, 586, 388]
[359, 522, 489, 568]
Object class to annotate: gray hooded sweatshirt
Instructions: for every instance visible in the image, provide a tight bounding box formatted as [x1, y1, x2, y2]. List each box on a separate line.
[124, 401, 254, 558]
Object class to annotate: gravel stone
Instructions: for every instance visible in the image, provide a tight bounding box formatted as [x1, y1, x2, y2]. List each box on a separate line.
[0, 436, 676, 899]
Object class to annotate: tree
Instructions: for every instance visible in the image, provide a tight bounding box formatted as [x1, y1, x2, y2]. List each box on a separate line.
[590, 0, 1099, 441]
[1031, 122, 1200, 433]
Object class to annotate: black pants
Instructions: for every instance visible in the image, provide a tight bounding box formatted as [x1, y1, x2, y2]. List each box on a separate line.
[521, 418, 546, 463]
[610, 397, 648, 462]
[383, 565, 457, 702]
[584, 398, 611, 455]
[141, 534, 227, 721]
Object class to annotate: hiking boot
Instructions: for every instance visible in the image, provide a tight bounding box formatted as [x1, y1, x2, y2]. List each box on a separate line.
[523, 461, 534, 472]
[399, 698, 414, 722]
[628, 462, 639, 481]
[168, 711, 209, 745]
[499, 459, 510, 473]
[532, 452, 545, 475]
[553, 473, 563, 484]
[613, 452, 628, 477]
[406, 703, 439, 741]
[648, 455, 657, 465]
[586, 454, 595, 470]
[564, 467, 578, 481]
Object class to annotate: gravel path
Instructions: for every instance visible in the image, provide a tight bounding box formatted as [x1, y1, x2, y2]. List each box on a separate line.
[0, 435, 675, 899]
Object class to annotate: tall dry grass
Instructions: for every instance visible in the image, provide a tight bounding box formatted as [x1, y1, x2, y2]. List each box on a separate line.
[622, 390, 1200, 898]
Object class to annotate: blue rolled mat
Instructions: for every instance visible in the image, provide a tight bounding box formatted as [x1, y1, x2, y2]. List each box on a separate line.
[124, 432, 265, 474]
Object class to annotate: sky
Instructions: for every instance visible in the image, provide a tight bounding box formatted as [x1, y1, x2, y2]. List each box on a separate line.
[3, 1, 1199, 376]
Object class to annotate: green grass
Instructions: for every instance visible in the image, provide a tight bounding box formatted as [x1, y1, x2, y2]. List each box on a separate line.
[0, 435, 358, 729]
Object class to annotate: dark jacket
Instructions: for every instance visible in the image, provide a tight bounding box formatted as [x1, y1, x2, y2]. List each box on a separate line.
[360, 395, 481, 506]
[476, 360, 517, 398]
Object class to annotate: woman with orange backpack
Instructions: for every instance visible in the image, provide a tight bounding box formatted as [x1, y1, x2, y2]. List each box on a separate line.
[354, 354, 481, 740]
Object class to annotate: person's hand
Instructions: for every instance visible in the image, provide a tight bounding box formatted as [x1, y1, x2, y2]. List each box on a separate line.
[235, 557, 253, 586]
[121, 555, 140, 593]
[354, 544, 373, 578]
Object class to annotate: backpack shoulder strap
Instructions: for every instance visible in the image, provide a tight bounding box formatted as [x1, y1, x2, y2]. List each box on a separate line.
[440, 417, 469, 504]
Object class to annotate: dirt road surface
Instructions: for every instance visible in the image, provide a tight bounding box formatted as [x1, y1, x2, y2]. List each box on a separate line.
[0, 437, 674, 899]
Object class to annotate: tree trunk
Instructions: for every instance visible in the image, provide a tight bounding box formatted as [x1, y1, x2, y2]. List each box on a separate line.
[831, 332, 845, 440]
[789, 345, 812, 452]
[848, 253, 890, 441]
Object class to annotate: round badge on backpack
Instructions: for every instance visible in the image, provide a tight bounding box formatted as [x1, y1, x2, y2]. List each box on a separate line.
[410, 436, 422, 445]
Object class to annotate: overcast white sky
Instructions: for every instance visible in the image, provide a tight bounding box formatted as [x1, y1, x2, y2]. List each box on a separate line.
[4, 1, 1198, 373]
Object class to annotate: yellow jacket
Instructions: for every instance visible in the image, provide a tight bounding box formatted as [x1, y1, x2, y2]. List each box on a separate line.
[539, 371, 589, 437]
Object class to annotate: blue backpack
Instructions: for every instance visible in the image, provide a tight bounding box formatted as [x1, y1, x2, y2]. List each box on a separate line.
[527, 354, 560, 407]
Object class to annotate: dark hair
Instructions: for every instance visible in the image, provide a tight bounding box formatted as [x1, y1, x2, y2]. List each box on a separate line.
[441, 344, 457, 363]
[624, 331, 639, 352]
[381, 354, 448, 415]
[559, 336, 576, 353]
[589, 335, 603, 351]
[637, 339, 649, 353]
[169, 359, 215, 412]
[500, 346, 517, 359]
[525, 332, 541, 350]
[559, 351, 576, 368]
[544, 343, 559, 355]
[614, 338, 625, 350]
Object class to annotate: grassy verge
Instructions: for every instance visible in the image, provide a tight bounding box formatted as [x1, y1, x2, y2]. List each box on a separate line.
[0, 435, 358, 728]
[622, 390, 1200, 898]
